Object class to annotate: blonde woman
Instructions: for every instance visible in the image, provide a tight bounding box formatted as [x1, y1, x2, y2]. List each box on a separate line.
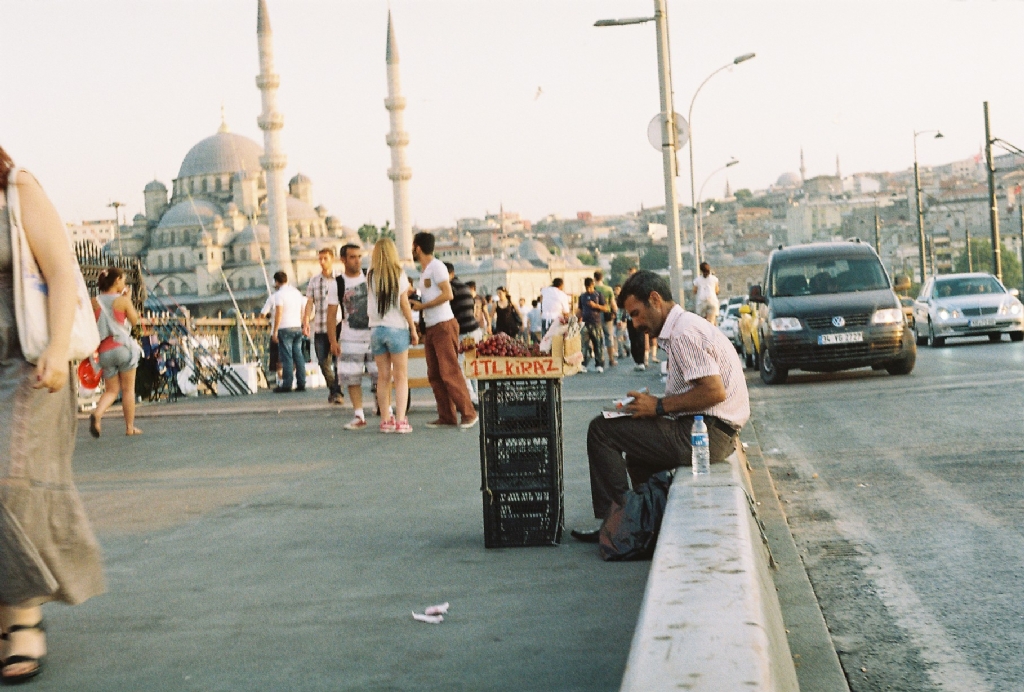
[367, 238, 418, 433]
[0, 145, 105, 683]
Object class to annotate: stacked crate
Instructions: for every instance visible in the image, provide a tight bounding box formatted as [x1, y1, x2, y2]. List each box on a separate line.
[478, 378, 563, 548]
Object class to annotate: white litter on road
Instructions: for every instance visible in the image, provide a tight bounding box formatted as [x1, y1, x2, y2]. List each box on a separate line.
[412, 612, 444, 624]
[425, 602, 449, 616]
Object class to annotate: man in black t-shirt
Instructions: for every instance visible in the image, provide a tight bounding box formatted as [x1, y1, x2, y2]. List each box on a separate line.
[577, 277, 606, 373]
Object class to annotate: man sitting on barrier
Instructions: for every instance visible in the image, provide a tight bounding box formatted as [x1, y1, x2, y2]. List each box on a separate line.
[571, 270, 750, 543]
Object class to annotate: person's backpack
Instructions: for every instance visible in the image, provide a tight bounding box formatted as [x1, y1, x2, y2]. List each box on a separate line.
[598, 470, 674, 561]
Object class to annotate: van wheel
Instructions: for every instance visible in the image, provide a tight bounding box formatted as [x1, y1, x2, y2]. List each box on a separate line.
[927, 322, 945, 348]
[886, 351, 916, 376]
[759, 345, 788, 385]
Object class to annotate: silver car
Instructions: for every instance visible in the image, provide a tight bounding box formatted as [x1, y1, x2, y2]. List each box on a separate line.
[717, 303, 742, 347]
[912, 273, 1024, 347]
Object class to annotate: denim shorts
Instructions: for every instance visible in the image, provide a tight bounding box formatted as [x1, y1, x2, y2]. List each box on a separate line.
[98, 344, 138, 376]
[371, 326, 411, 356]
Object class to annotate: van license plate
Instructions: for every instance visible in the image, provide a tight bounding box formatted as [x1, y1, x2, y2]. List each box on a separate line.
[968, 318, 996, 327]
[818, 332, 863, 345]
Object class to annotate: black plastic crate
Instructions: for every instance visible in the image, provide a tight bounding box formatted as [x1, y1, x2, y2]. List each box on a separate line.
[482, 488, 563, 548]
[479, 379, 562, 434]
[481, 434, 562, 490]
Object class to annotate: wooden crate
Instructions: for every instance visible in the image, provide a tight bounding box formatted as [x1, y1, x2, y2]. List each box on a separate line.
[463, 333, 581, 380]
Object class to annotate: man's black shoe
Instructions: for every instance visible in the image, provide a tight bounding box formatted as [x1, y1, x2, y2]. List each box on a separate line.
[295, 386, 306, 392]
[570, 528, 601, 543]
[273, 386, 292, 393]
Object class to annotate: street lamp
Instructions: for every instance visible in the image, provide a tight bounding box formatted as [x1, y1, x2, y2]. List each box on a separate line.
[913, 129, 943, 282]
[108, 200, 126, 256]
[688, 53, 756, 271]
[595, 1, 687, 305]
[695, 159, 739, 259]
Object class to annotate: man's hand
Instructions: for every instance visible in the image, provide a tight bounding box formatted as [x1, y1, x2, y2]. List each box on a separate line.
[626, 391, 658, 418]
[330, 340, 341, 357]
[271, 332, 279, 344]
[409, 299, 423, 311]
[301, 322, 310, 337]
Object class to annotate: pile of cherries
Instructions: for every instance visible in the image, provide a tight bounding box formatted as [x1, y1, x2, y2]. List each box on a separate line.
[473, 333, 541, 357]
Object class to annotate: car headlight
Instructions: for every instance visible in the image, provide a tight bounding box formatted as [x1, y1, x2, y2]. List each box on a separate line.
[937, 308, 960, 321]
[770, 317, 802, 331]
[871, 308, 903, 325]
[1001, 300, 1022, 315]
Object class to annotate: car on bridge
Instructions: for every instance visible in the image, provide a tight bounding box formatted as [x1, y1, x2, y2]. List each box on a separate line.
[912, 272, 1024, 347]
[751, 241, 916, 384]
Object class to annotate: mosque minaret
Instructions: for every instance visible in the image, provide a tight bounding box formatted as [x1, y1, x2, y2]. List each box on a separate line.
[256, 0, 292, 276]
[385, 12, 413, 261]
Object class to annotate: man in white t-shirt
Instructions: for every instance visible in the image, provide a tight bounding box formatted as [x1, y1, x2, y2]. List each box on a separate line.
[336, 243, 378, 430]
[409, 232, 477, 429]
[302, 247, 343, 404]
[271, 271, 308, 392]
[692, 261, 720, 324]
[540, 278, 571, 333]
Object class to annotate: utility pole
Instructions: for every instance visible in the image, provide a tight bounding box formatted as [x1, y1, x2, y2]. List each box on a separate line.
[983, 101, 1003, 282]
[1019, 202, 1024, 288]
[108, 200, 125, 256]
[874, 202, 881, 256]
[653, 0, 684, 306]
[913, 142, 929, 282]
[966, 220, 973, 273]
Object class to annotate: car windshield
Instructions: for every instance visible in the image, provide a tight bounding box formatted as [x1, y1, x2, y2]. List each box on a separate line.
[932, 276, 1003, 298]
[770, 256, 889, 297]
[727, 305, 740, 318]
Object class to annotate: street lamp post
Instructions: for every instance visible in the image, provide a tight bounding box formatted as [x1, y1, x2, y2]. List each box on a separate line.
[983, 102, 1003, 282]
[695, 159, 739, 260]
[874, 202, 882, 256]
[595, 0, 688, 305]
[913, 129, 943, 283]
[108, 200, 125, 256]
[687, 53, 755, 272]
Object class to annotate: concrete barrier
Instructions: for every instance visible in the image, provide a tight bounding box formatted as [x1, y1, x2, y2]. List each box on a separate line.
[619, 447, 799, 692]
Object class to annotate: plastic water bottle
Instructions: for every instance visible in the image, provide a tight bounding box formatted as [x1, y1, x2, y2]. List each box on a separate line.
[691, 416, 710, 476]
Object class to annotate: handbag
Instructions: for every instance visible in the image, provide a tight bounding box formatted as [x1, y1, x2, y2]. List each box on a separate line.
[599, 470, 674, 561]
[6, 168, 101, 364]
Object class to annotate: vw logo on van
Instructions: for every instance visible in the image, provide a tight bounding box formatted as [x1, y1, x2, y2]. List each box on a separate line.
[832, 316, 846, 328]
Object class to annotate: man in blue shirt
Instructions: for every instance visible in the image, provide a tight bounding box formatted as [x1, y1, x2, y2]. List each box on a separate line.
[577, 277, 607, 373]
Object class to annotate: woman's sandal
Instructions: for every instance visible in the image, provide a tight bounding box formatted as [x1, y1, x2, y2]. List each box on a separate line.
[0, 620, 45, 684]
[88, 413, 101, 438]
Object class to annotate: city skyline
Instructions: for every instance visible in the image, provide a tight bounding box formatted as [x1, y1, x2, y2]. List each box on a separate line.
[3, 0, 1024, 228]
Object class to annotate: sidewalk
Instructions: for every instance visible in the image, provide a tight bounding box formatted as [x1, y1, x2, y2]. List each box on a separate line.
[46, 361, 665, 691]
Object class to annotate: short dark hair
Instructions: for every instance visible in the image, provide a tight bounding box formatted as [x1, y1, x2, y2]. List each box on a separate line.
[273, 271, 288, 284]
[466, 280, 476, 290]
[444, 261, 455, 274]
[699, 261, 711, 273]
[318, 247, 334, 257]
[413, 231, 435, 255]
[340, 243, 361, 259]
[531, 299, 538, 307]
[97, 266, 124, 292]
[552, 277, 563, 288]
[584, 277, 594, 289]
[594, 270, 603, 281]
[620, 269, 671, 306]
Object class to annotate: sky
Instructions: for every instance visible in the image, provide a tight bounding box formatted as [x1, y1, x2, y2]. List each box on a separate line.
[3, 0, 1024, 229]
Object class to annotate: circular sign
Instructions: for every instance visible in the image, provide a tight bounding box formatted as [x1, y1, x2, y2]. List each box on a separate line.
[647, 113, 689, 152]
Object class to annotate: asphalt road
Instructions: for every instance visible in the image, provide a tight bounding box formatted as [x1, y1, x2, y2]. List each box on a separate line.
[29, 361, 668, 692]
[749, 335, 1024, 692]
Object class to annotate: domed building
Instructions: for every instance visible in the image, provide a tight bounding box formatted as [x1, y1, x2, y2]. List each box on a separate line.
[121, 119, 355, 314]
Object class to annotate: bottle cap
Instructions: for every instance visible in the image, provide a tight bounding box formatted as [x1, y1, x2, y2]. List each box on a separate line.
[694, 415, 703, 421]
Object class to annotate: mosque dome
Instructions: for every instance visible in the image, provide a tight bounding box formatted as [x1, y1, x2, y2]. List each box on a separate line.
[144, 179, 167, 192]
[156, 199, 221, 229]
[231, 224, 270, 245]
[177, 132, 263, 179]
[289, 172, 311, 186]
[517, 239, 553, 263]
[285, 196, 320, 222]
[776, 172, 802, 188]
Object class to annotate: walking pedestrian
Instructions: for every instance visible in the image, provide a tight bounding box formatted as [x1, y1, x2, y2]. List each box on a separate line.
[409, 232, 477, 429]
[89, 267, 143, 436]
[271, 271, 307, 392]
[0, 149, 105, 683]
[693, 261, 720, 325]
[368, 239, 418, 433]
[540, 278, 571, 333]
[302, 247, 343, 404]
[335, 243, 378, 430]
[493, 287, 521, 338]
[448, 264, 481, 406]
[527, 299, 543, 345]
[469, 282, 491, 338]
[577, 277, 606, 373]
[593, 270, 618, 367]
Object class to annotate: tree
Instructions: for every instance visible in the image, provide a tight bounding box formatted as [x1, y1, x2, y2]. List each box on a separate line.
[610, 254, 638, 287]
[577, 251, 598, 266]
[379, 220, 395, 241]
[358, 224, 378, 243]
[640, 245, 669, 271]
[953, 238, 1022, 290]
[734, 189, 753, 203]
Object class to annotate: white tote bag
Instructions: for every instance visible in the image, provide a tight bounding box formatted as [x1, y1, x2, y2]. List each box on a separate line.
[6, 168, 101, 364]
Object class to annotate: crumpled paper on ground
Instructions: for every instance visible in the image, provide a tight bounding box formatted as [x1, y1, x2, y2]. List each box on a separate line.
[412, 602, 450, 624]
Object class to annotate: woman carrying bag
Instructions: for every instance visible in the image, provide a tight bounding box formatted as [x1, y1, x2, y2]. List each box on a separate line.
[89, 267, 142, 437]
[0, 146, 105, 683]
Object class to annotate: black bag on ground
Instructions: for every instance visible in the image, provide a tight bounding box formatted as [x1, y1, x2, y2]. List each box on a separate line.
[598, 470, 674, 561]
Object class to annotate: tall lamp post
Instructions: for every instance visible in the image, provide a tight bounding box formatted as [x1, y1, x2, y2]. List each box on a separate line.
[108, 200, 125, 256]
[913, 129, 943, 283]
[688, 53, 755, 271]
[982, 103, 1024, 284]
[596, 1, 686, 305]
[695, 159, 739, 259]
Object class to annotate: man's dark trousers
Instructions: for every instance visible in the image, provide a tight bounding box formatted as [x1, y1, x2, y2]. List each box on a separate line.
[586, 414, 737, 519]
[277, 328, 307, 391]
[313, 332, 342, 397]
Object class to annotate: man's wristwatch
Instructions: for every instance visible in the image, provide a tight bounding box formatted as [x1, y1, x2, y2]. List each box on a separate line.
[655, 398, 666, 417]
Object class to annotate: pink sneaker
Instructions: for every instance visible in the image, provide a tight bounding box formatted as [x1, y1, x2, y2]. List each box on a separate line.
[394, 419, 413, 434]
[379, 417, 396, 433]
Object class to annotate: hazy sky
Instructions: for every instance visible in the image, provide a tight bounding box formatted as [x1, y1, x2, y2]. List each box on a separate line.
[3, 0, 1024, 229]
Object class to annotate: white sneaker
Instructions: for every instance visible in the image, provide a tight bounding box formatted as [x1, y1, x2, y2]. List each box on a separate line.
[596, 366, 604, 373]
[578, 366, 588, 373]
[344, 416, 368, 430]
[634, 363, 646, 372]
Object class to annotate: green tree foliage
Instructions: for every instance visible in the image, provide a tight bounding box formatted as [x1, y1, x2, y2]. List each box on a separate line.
[610, 254, 638, 287]
[577, 251, 598, 266]
[954, 238, 1022, 289]
[640, 245, 669, 271]
[734, 189, 753, 203]
[357, 224, 378, 243]
[379, 220, 395, 241]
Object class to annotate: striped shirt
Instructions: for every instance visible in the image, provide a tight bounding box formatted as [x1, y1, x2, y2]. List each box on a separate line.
[305, 272, 339, 334]
[659, 304, 750, 429]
